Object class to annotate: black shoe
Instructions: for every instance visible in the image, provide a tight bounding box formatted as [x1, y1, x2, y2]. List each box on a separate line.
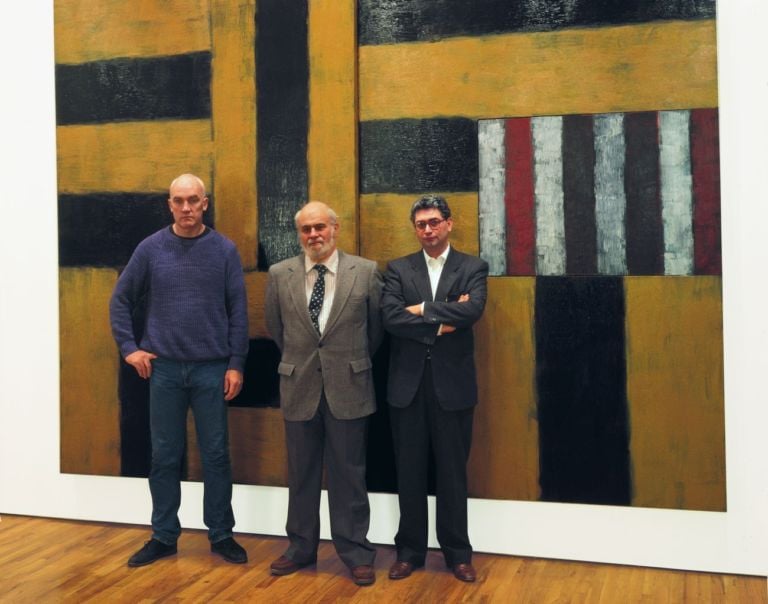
[127, 539, 177, 567]
[211, 537, 248, 564]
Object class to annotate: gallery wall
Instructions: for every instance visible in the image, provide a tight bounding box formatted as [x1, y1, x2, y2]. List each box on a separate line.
[1, 0, 767, 575]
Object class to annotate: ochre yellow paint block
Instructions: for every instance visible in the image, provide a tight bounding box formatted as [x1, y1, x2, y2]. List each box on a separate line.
[55, 0, 210, 64]
[470, 277, 540, 500]
[626, 276, 725, 511]
[308, 0, 359, 255]
[360, 20, 717, 120]
[60, 267, 121, 476]
[57, 120, 213, 194]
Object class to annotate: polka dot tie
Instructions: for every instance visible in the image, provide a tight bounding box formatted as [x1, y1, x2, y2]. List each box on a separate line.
[308, 264, 327, 334]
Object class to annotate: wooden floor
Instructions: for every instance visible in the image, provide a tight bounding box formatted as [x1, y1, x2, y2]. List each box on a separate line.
[0, 515, 764, 603]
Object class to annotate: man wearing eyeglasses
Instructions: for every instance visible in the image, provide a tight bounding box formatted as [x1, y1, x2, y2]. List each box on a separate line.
[381, 195, 488, 583]
[264, 201, 383, 586]
[110, 173, 249, 567]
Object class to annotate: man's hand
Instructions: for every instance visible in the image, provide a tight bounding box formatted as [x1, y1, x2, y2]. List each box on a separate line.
[438, 293, 469, 335]
[405, 303, 423, 316]
[224, 369, 244, 401]
[125, 350, 158, 379]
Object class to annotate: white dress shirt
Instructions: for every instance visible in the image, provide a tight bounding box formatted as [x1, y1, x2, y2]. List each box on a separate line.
[424, 245, 450, 301]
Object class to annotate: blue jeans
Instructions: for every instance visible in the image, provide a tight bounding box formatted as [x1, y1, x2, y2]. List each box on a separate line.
[148, 358, 234, 544]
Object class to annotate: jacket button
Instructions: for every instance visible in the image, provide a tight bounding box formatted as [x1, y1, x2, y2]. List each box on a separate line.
[318, 342, 323, 348]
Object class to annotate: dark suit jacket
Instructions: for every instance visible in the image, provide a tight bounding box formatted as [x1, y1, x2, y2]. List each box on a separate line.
[264, 251, 383, 421]
[382, 248, 488, 410]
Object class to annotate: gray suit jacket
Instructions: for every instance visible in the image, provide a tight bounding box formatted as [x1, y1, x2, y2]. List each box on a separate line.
[264, 251, 383, 421]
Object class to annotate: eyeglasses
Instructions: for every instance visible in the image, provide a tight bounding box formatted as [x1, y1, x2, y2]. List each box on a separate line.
[300, 223, 329, 234]
[414, 218, 445, 231]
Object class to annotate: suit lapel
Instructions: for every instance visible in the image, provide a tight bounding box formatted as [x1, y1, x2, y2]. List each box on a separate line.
[434, 248, 461, 302]
[287, 254, 319, 338]
[323, 251, 355, 337]
[407, 252, 434, 302]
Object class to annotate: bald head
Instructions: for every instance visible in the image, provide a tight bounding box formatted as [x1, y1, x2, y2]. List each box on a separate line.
[167, 173, 209, 237]
[170, 173, 206, 196]
[294, 201, 337, 227]
[295, 201, 340, 262]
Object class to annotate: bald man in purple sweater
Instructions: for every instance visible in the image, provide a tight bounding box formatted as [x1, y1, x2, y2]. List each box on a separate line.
[110, 174, 249, 567]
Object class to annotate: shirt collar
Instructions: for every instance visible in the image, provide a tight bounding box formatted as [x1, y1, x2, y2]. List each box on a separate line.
[305, 248, 339, 274]
[423, 244, 450, 267]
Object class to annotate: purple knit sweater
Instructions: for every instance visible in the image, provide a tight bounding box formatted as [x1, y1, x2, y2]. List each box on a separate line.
[109, 226, 249, 372]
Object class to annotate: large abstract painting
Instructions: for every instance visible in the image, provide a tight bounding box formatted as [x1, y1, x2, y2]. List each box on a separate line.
[57, 0, 723, 511]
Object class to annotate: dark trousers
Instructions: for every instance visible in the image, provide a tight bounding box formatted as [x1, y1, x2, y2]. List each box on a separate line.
[390, 360, 474, 567]
[283, 394, 376, 569]
[148, 358, 234, 545]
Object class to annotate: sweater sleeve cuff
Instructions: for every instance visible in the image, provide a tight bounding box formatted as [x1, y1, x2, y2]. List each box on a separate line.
[228, 356, 246, 373]
[119, 342, 139, 359]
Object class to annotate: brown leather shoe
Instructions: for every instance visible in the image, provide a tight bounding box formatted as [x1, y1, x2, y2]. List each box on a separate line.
[452, 562, 477, 582]
[388, 560, 415, 580]
[269, 555, 314, 576]
[351, 564, 376, 586]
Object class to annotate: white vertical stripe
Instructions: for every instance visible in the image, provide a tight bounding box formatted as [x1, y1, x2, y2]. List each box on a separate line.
[594, 113, 628, 275]
[660, 110, 694, 275]
[532, 116, 565, 275]
[478, 119, 507, 276]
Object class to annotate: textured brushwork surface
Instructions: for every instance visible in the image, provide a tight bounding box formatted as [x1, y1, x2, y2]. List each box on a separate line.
[535, 277, 631, 505]
[470, 279, 539, 500]
[360, 118, 479, 194]
[359, 20, 717, 120]
[359, 0, 716, 45]
[626, 277, 725, 511]
[56, 120, 213, 194]
[479, 110, 721, 277]
[691, 109, 722, 275]
[54, 0, 210, 63]
[532, 117, 566, 276]
[56, 0, 725, 510]
[307, 0, 358, 254]
[210, 1, 258, 269]
[256, 0, 308, 269]
[55, 53, 211, 125]
[59, 268, 120, 476]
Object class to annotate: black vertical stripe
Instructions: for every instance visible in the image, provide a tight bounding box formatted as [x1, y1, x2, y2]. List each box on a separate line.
[535, 276, 631, 505]
[624, 112, 663, 275]
[256, 0, 309, 269]
[562, 115, 597, 275]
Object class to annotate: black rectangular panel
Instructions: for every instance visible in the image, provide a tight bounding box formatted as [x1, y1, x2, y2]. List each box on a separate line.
[360, 118, 478, 194]
[55, 52, 211, 125]
[359, 0, 716, 46]
[535, 276, 631, 505]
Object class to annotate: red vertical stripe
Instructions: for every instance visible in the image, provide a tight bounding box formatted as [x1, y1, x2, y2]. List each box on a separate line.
[505, 118, 535, 275]
[691, 108, 722, 275]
